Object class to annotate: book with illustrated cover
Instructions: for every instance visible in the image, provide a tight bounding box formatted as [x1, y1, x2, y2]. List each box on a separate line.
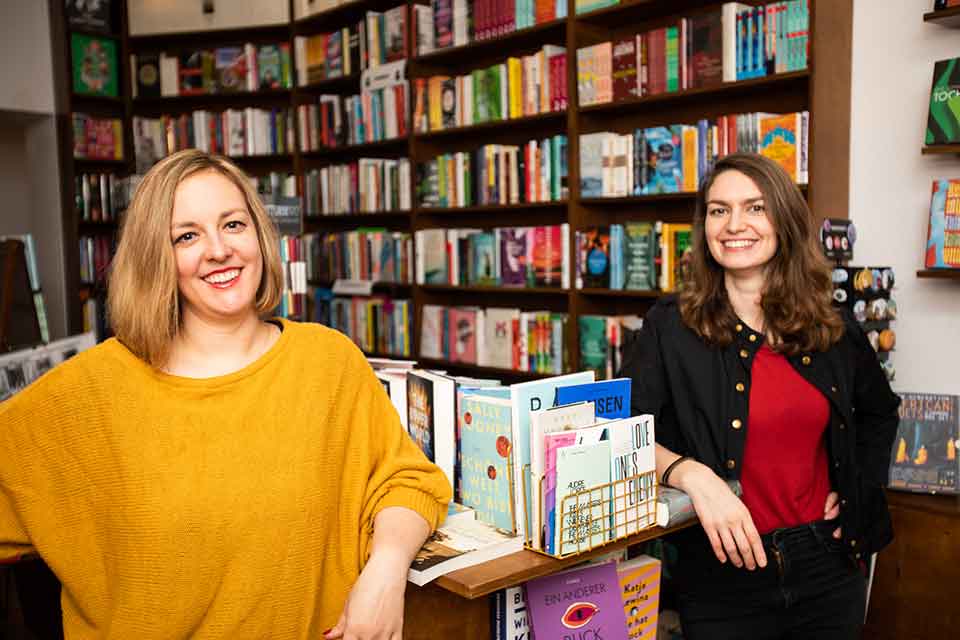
[580, 227, 610, 289]
[644, 126, 682, 194]
[618, 555, 661, 639]
[66, 0, 112, 33]
[526, 561, 629, 639]
[408, 517, 523, 586]
[71, 34, 118, 97]
[925, 179, 960, 269]
[889, 393, 959, 494]
[459, 394, 516, 532]
[135, 53, 161, 98]
[925, 57, 960, 146]
[555, 440, 611, 555]
[490, 585, 531, 640]
[406, 370, 457, 488]
[213, 47, 246, 93]
[499, 227, 530, 286]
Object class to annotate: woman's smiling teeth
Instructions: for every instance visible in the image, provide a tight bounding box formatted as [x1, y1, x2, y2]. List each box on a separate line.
[204, 268, 240, 285]
[723, 239, 757, 249]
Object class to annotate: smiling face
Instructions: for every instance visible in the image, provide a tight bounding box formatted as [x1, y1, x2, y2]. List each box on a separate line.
[704, 169, 779, 280]
[170, 169, 264, 327]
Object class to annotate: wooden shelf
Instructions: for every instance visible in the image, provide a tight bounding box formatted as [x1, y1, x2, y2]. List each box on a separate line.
[300, 137, 409, 158]
[416, 357, 554, 381]
[414, 111, 566, 140]
[68, 27, 122, 40]
[917, 269, 960, 279]
[578, 288, 661, 299]
[133, 89, 291, 110]
[73, 157, 127, 168]
[575, 0, 720, 26]
[297, 73, 361, 94]
[886, 490, 960, 516]
[78, 221, 119, 232]
[304, 211, 413, 226]
[309, 279, 412, 289]
[434, 521, 695, 599]
[578, 70, 810, 116]
[924, 6, 960, 28]
[420, 284, 568, 295]
[128, 24, 290, 50]
[581, 193, 695, 205]
[71, 93, 125, 107]
[413, 19, 566, 67]
[922, 145, 960, 155]
[293, 0, 402, 34]
[417, 201, 567, 215]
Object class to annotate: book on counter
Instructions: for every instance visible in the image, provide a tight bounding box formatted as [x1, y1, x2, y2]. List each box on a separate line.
[618, 555, 662, 640]
[888, 392, 959, 495]
[656, 478, 742, 528]
[407, 517, 524, 586]
[526, 560, 630, 640]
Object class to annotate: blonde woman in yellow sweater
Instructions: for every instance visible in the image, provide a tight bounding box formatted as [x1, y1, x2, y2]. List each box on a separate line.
[0, 149, 452, 639]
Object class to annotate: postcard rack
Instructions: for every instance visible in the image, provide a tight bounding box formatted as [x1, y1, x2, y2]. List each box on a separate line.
[522, 468, 659, 559]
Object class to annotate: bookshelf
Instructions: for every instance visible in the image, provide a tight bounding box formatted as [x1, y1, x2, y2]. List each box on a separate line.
[916, 269, 960, 280]
[922, 144, 960, 155]
[47, 0, 853, 384]
[923, 5, 960, 28]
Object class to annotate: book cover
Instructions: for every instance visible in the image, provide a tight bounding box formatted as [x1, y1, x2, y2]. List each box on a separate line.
[459, 395, 516, 531]
[527, 561, 629, 639]
[618, 555, 661, 639]
[406, 370, 457, 487]
[470, 232, 498, 285]
[580, 227, 610, 289]
[556, 378, 631, 420]
[889, 393, 959, 494]
[612, 37, 638, 101]
[530, 401, 598, 550]
[71, 34, 118, 97]
[408, 518, 524, 586]
[555, 440, 612, 555]
[491, 585, 532, 640]
[607, 415, 657, 537]
[482, 307, 519, 370]
[178, 50, 208, 96]
[406, 370, 436, 460]
[135, 53, 161, 98]
[925, 178, 960, 269]
[579, 315, 609, 380]
[644, 126, 682, 194]
[257, 44, 284, 89]
[419, 304, 445, 359]
[214, 47, 246, 93]
[449, 307, 478, 364]
[623, 222, 656, 291]
[689, 10, 723, 89]
[66, 0, 112, 33]
[758, 112, 800, 182]
[509, 371, 595, 541]
[925, 57, 960, 145]
[500, 227, 530, 286]
[579, 132, 607, 198]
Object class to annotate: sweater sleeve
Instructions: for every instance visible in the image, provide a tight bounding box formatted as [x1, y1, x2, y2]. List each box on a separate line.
[353, 356, 452, 561]
[0, 391, 38, 563]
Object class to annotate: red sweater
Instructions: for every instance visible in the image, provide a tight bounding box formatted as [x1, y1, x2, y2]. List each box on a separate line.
[741, 344, 832, 534]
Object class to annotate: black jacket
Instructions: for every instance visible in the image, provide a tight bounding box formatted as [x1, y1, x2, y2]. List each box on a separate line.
[619, 296, 901, 559]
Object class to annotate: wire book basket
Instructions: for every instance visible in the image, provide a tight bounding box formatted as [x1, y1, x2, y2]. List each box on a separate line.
[523, 467, 659, 559]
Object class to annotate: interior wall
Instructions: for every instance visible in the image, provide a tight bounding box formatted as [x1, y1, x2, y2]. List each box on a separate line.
[0, 1, 55, 115]
[849, 0, 960, 395]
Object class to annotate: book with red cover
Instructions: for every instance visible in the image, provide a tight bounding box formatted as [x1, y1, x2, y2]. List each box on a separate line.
[689, 9, 723, 89]
[612, 37, 638, 101]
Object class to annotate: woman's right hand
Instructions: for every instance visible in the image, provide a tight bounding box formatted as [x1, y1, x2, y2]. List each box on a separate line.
[670, 459, 767, 570]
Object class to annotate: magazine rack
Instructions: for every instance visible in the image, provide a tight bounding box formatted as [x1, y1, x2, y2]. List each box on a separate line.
[523, 467, 659, 559]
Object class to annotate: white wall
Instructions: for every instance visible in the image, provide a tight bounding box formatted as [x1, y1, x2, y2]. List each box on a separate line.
[0, 1, 55, 115]
[850, 0, 960, 395]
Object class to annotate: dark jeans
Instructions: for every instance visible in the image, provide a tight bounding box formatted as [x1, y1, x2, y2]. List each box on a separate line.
[673, 519, 866, 640]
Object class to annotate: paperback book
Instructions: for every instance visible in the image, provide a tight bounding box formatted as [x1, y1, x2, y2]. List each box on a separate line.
[889, 392, 959, 494]
[526, 561, 629, 640]
[407, 518, 523, 586]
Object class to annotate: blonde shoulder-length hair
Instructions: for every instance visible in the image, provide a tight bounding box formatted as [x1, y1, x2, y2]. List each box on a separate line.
[108, 149, 284, 368]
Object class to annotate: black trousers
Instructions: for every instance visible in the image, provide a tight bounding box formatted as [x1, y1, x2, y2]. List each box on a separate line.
[673, 519, 866, 640]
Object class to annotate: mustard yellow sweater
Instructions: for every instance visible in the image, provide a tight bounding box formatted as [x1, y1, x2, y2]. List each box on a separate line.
[0, 320, 451, 638]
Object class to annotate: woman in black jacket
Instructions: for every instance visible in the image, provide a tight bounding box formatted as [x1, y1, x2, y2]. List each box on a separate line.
[619, 153, 899, 639]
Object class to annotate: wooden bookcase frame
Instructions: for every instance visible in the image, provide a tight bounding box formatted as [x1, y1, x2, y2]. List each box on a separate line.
[48, 0, 852, 384]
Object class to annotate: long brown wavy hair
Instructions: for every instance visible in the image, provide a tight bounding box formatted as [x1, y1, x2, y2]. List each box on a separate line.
[679, 153, 844, 354]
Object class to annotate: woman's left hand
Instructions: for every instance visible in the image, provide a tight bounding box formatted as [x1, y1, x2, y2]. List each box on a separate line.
[324, 551, 408, 640]
[824, 491, 842, 539]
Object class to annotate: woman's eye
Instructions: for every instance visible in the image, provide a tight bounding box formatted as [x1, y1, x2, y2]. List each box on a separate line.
[708, 208, 726, 217]
[749, 203, 766, 214]
[225, 220, 246, 231]
[174, 232, 196, 244]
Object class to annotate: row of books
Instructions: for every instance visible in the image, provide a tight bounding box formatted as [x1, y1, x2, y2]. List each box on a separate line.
[278, 235, 308, 319]
[415, 225, 570, 288]
[253, 172, 297, 204]
[294, 5, 407, 86]
[576, 222, 692, 293]
[576, 1, 809, 106]
[314, 292, 413, 356]
[578, 315, 644, 382]
[0, 234, 50, 344]
[420, 304, 568, 374]
[298, 61, 409, 149]
[129, 44, 294, 99]
[580, 111, 809, 198]
[417, 135, 568, 208]
[78, 235, 113, 285]
[413, 0, 567, 57]
[304, 230, 414, 284]
[132, 109, 296, 171]
[301, 159, 412, 216]
[73, 174, 140, 225]
[412, 45, 566, 133]
[72, 114, 123, 161]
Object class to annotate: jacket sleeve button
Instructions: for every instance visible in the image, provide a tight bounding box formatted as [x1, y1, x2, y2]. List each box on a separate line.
[802, 356, 811, 365]
[731, 419, 743, 430]
[726, 459, 736, 469]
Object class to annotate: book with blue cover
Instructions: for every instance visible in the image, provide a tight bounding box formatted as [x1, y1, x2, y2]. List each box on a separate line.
[556, 378, 632, 420]
[643, 126, 682, 194]
[459, 394, 516, 531]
